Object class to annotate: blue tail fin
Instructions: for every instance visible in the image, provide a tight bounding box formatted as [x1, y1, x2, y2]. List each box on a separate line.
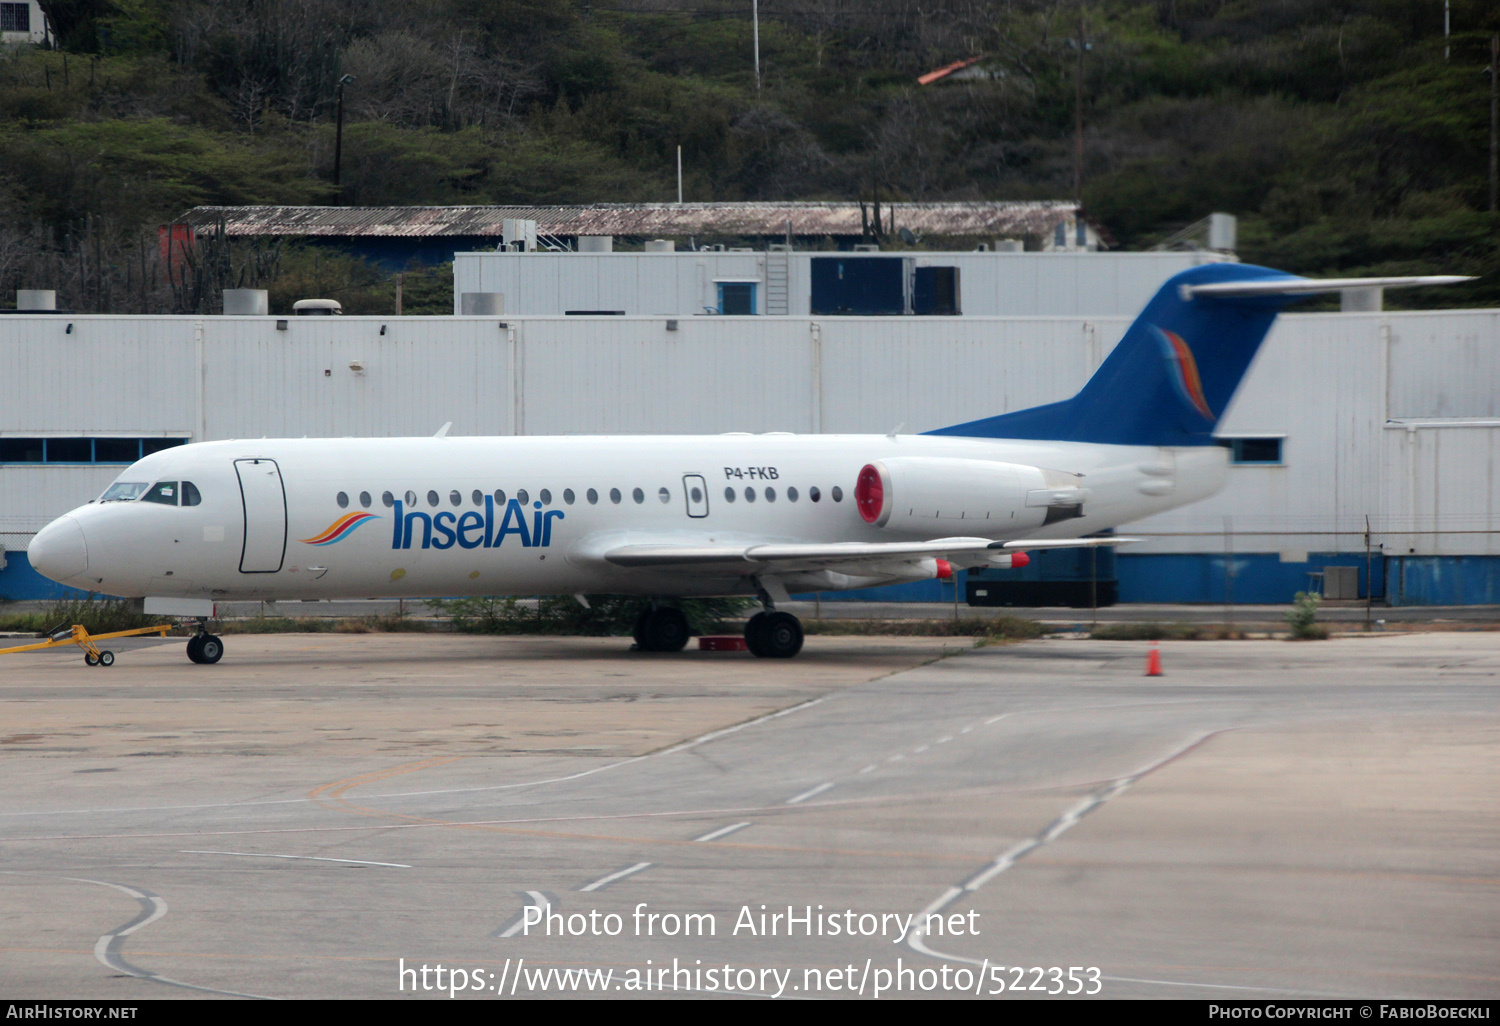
[928, 263, 1305, 447]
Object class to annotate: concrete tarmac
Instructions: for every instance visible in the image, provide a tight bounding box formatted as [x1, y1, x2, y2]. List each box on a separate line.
[0, 632, 1496, 1000]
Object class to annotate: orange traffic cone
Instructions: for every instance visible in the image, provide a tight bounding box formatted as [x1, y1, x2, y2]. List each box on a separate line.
[1145, 643, 1163, 677]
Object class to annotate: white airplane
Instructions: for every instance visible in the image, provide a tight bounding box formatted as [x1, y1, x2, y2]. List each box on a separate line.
[27, 264, 1466, 663]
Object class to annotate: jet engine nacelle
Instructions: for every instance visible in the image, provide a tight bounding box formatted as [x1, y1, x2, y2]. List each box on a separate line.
[854, 457, 1089, 531]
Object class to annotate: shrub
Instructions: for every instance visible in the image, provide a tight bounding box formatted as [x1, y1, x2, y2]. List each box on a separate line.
[1285, 591, 1329, 640]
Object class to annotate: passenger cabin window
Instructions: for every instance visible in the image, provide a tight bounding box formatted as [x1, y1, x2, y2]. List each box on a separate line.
[142, 482, 179, 505]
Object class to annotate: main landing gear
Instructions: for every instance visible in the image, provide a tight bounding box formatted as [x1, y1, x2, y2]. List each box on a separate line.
[633, 605, 691, 653]
[186, 618, 224, 664]
[744, 578, 803, 659]
[630, 591, 805, 659]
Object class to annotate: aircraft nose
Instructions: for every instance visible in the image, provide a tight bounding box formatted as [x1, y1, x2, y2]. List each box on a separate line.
[29, 515, 89, 582]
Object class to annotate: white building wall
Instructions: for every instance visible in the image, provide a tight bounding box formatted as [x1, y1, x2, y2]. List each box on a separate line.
[453, 250, 1231, 318]
[0, 1, 48, 45]
[2, 309, 1496, 559]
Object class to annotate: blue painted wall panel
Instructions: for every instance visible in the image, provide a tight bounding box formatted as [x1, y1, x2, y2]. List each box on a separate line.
[1117, 553, 1385, 604]
[1386, 557, 1500, 606]
[0, 552, 100, 601]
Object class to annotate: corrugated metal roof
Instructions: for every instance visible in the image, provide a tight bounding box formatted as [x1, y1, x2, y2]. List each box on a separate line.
[180, 202, 1114, 244]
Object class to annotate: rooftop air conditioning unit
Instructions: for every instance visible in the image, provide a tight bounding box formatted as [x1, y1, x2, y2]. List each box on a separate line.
[293, 299, 343, 315]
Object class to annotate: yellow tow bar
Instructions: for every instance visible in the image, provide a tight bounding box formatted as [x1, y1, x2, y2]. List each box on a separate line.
[0, 623, 173, 667]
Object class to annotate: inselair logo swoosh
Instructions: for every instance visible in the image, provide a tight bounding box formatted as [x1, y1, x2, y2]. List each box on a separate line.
[301, 512, 380, 546]
[1154, 326, 1214, 420]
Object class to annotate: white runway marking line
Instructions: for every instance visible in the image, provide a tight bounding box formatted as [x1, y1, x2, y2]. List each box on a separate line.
[857, 764, 877, 775]
[0, 872, 269, 999]
[905, 730, 1263, 996]
[578, 861, 652, 892]
[785, 782, 834, 805]
[179, 849, 411, 868]
[495, 891, 552, 938]
[693, 822, 751, 843]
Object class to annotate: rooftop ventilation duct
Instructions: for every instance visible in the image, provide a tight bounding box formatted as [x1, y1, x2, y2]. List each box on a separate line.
[223, 289, 269, 315]
[16, 290, 56, 311]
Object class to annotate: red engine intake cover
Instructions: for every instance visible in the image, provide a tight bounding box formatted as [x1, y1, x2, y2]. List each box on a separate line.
[855, 464, 887, 525]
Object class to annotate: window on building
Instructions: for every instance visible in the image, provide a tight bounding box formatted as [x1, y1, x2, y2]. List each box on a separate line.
[94, 438, 141, 462]
[1054, 222, 1067, 248]
[1222, 437, 1284, 465]
[1, 4, 31, 32]
[0, 437, 187, 464]
[717, 281, 757, 315]
[141, 438, 187, 456]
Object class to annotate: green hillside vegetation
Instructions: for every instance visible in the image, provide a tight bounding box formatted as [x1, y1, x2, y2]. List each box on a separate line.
[2, 0, 1497, 312]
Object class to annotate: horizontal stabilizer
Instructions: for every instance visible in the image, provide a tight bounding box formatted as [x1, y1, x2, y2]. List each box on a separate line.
[1180, 275, 1472, 300]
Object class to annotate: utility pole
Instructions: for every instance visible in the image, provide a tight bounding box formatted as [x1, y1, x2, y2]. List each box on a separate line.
[677, 144, 683, 204]
[752, 0, 761, 91]
[334, 74, 354, 205]
[1444, 0, 1450, 61]
[395, 272, 403, 315]
[1491, 34, 1498, 212]
[1074, 7, 1087, 204]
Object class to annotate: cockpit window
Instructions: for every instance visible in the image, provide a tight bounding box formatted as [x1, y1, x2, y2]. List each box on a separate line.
[182, 481, 202, 507]
[141, 481, 179, 505]
[101, 482, 149, 502]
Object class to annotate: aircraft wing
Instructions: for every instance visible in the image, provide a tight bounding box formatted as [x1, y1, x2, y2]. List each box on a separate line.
[602, 535, 1135, 575]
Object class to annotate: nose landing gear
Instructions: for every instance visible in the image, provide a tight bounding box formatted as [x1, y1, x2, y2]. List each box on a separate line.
[186, 618, 224, 664]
